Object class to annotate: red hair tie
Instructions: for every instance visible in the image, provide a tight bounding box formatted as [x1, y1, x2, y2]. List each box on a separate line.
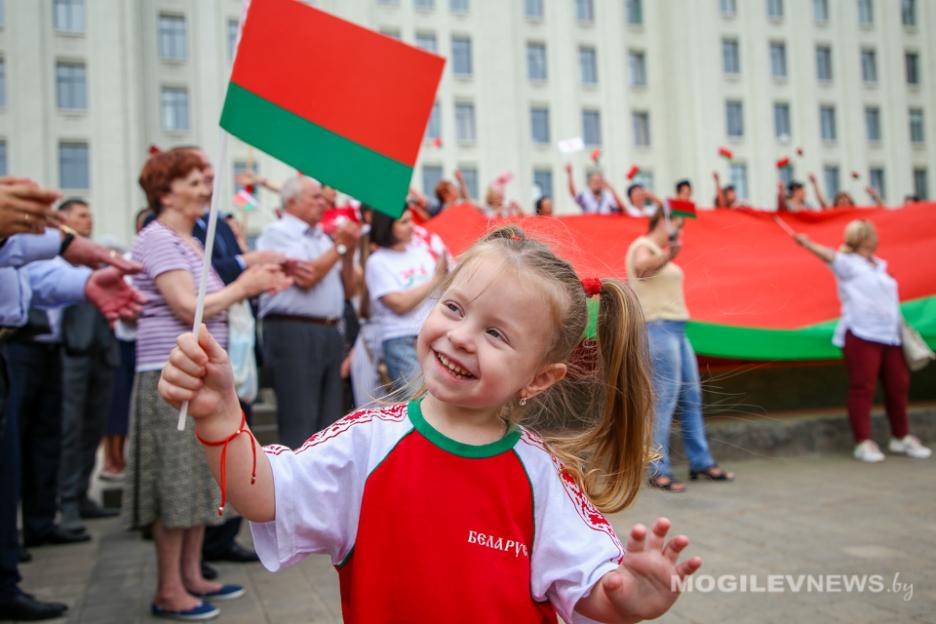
[581, 277, 602, 297]
[510, 234, 522, 241]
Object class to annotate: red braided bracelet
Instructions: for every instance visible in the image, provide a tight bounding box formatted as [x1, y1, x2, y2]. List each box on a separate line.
[195, 411, 257, 516]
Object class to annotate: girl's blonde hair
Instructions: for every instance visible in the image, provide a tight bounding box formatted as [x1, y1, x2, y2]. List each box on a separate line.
[427, 225, 655, 513]
[840, 219, 876, 253]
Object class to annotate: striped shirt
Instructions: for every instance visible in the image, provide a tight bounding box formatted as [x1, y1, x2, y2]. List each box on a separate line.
[132, 220, 228, 372]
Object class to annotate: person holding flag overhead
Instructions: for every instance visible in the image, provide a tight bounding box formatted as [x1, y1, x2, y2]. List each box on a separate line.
[564, 163, 625, 215]
[626, 207, 733, 492]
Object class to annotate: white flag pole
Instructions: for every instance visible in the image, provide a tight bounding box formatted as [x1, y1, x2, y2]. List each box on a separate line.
[177, 0, 252, 431]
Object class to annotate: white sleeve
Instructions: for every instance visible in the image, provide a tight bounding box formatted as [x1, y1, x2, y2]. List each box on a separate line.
[517, 439, 625, 624]
[830, 253, 856, 280]
[365, 254, 402, 300]
[249, 406, 413, 572]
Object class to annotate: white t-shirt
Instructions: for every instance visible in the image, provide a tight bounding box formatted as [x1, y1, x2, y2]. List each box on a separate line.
[365, 246, 437, 341]
[830, 252, 901, 347]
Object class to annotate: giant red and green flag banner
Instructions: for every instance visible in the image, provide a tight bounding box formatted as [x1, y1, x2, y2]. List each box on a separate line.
[426, 202, 936, 361]
[220, 0, 445, 218]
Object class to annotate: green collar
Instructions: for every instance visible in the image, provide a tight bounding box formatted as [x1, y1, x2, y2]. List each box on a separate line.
[407, 399, 521, 458]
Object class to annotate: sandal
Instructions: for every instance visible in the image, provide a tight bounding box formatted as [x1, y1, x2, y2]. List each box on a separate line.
[689, 464, 735, 482]
[648, 475, 686, 493]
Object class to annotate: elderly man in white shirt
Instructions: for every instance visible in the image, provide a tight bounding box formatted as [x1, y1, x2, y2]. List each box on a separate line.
[257, 176, 359, 449]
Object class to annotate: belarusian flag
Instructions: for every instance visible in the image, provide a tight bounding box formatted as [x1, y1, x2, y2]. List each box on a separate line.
[233, 189, 258, 211]
[668, 199, 697, 219]
[718, 146, 734, 160]
[220, 0, 445, 217]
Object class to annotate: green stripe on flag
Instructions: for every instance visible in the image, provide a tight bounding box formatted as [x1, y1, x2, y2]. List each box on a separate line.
[221, 82, 411, 217]
[584, 295, 936, 361]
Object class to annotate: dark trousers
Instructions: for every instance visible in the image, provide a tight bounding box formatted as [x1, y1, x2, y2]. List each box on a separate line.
[7, 342, 63, 543]
[262, 319, 343, 449]
[0, 345, 21, 596]
[842, 331, 910, 443]
[59, 351, 116, 528]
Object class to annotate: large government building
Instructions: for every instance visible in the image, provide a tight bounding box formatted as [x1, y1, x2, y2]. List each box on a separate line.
[0, 0, 933, 241]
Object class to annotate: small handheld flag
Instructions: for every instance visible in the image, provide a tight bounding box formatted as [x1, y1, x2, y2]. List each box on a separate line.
[558, 136, 585, 154]
[430, 136, 443, 149]
[776, 157, 791, 169]
[233, 189, 258, 211]
[590, 148, 601, 163]
[668, 199, 697, 219]
[718, 147, 734, 160]
[220, 0, 445, 218]
[626, 165, 641, 180]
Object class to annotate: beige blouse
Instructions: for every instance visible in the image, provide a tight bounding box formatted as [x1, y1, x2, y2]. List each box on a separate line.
[625, 236, 689, 322]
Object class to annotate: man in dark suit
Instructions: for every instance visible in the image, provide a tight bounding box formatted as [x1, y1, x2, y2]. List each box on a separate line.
[181, 147, 283, 566]
[57, 200, 121, 532]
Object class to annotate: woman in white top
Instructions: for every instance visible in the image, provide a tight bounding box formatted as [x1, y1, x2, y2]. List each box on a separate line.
[793, 219, 931, 462]
[364, 209, 447, 390]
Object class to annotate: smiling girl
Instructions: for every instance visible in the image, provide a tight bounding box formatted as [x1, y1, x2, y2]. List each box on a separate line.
[159, 225, 702, 623]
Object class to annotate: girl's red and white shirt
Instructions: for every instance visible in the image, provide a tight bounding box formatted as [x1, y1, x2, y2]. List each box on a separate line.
[251, 400, 625, 623]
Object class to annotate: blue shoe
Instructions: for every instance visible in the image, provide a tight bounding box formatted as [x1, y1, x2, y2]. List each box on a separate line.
[190, 584, 245, 601]
[150, 601, 219, 621]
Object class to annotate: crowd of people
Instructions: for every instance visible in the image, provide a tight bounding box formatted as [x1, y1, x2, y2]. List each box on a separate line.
[0, 145, 930, 621]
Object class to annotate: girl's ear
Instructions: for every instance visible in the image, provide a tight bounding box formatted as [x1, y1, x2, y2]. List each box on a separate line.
[523, 362, 567, 401]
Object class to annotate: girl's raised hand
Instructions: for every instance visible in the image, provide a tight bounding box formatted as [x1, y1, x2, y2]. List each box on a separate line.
[579, 517, 701, 623]
[159, 325, 238, 421]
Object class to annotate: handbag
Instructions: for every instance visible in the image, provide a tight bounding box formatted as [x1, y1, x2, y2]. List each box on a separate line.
[901, 318, 935, 372]
[227, 300, 258, 403]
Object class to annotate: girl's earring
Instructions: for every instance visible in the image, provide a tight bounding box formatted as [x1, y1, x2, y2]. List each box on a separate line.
[519, 395, 528, 407]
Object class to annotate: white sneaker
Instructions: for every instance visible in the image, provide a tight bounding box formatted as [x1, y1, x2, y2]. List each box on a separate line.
[854, 440, 885, 463]
[888, 435, 933, 459]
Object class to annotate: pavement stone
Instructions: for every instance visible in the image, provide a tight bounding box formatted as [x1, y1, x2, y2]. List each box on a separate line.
[14, 452, 935, 623]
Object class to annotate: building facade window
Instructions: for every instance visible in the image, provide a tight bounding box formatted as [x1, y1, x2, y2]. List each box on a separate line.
[860, 49, 877, 83]
[159, 14, 187, 61]
[820, 105, 837, 141]
[0, 58, 5, 108]
[530, 106, 550, 144]
[161, 87, 189, 132]
[767, 0, 783, 20]
[726, 100, 744, 138]
[533, 168, 553, 199]
[227, 19, 239, 60]
[632, 111, 650, 147]
[905, 52, 920, 85]
[720, 0, 737, 18]
[774, 102, 791, 141]
[416, 32, 438, 53]
[452, 36, 472, 76]
[769, 42, 787, 79]
[56, 61, 87, 110]
[628, 50, 646, 86]
[53, 0, 84, 33]
[449, 0, 469, 12]
[729, 163, 748, 199]
[813, 0, 828, 22]
[909, 108, 924, 144]
[379, 28, 401, 40]
[902, 0, 916, 26]
[912, 167, 927, 199]
[579, 46, 598, 85]
[59, 141, 89, 189]
[625, 0, 643, 25]
[869, 167, 885, 199]
[857, 0, 873, 26]
[527, 42, 547, 81]
[576, 0, 594, 23]
[232, 161, 258, 194]
[816, 45, 833, 81]
[722, 38, 740, 75]
[415, 0, 434, 10]
[823, 165, 840, 198]
[455, 102, 476, 143]
[524, 0, 544, 19]
[421, 164, 443, 198]
[583, 109, 602, 146]
[425, 101, 441, 142]
[459, 166, 478, 200]
[865, 106, 881, 142]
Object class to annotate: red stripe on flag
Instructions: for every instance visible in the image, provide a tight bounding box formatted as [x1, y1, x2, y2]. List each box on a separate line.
[232, 0, 445, 167]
